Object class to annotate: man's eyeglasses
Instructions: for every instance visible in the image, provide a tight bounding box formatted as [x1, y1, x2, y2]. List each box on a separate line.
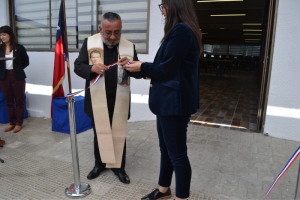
[158, 3, 166, 12]
[104, 31, 121, 37]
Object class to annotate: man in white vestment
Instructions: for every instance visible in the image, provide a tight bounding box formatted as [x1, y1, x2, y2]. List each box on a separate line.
[74, 12, 141, 184]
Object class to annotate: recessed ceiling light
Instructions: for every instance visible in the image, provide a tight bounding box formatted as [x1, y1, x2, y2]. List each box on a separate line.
[244, 33, 262, 35]
[198, 0, 243, 2]
[243, 29, 262, 31]
[243, 23, 262, 25]
[211, 14, 246, 17]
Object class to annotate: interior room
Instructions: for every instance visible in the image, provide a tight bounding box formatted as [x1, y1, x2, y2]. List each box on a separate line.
[190, 0, 274, 132]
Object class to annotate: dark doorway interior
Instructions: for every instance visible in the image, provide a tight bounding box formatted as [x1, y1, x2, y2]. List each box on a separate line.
[190, 0, 273, 132]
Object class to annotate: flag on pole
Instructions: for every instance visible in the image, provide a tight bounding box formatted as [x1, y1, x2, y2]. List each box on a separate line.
[51, 0, 68, 118]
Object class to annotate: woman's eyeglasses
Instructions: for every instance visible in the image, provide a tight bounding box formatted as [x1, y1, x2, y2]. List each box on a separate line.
[158, 3, 166, 12]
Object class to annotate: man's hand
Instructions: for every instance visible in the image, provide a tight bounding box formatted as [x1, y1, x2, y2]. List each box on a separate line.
[91, 63, 109, 74]
[118, 57, 129, 66]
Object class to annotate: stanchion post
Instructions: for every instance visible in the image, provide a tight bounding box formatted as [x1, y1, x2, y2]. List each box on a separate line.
[295, 159, 300, 200]
[65, 97, 91, 198]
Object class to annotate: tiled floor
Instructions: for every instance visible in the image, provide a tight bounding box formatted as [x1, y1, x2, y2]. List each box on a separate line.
[191, 71, 259, 132]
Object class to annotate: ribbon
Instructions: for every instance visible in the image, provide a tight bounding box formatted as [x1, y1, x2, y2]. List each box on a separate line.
[67, 62, 130, 98]
[265, 146, 300, 199]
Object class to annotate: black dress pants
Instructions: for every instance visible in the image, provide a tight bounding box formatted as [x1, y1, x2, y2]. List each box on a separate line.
[91, 95, 126, 174]
[157, 115, 191, 199]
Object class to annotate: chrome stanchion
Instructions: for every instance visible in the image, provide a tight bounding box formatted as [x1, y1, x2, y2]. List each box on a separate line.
[65, 97, 91, 198]
[295, 160, 300, 200]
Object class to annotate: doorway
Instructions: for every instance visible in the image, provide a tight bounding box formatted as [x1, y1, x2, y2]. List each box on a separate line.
[190, 0, 277, 133]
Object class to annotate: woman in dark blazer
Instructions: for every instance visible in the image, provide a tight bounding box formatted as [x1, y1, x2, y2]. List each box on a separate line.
[124, 0, 202, 199]
[0, 26, 29, 133]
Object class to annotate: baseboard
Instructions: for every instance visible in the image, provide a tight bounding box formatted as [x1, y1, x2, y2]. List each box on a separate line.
[27, 109, 44, 118]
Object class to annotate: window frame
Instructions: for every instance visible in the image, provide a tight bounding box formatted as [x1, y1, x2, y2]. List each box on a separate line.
[10, 0, 150, 54]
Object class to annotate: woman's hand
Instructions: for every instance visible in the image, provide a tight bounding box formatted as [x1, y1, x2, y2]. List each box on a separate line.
[124, 61, 143, 72]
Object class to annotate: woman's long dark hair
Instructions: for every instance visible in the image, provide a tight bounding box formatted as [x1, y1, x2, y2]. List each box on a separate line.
[0, 26, 17, 52]
[161, 0, 202, 55]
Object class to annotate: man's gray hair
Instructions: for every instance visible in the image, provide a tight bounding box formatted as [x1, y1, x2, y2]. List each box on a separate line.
[100, 12, 122, 26]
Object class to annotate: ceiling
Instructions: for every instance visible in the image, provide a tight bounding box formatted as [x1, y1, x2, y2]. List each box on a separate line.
[193, 0, 269, 45]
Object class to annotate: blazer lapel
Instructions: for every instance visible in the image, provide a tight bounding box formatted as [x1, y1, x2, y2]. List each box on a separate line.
[13, 46, 17, 58]
[0, 49, 4, 58]
[153, 44, 163, 64]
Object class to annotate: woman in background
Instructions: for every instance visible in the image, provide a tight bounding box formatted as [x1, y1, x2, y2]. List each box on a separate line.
[0, 26, 29, 133]
[124, 0, 202, 199]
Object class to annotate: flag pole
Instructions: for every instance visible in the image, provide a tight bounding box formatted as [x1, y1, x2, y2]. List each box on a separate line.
[62, 0, 72, 94]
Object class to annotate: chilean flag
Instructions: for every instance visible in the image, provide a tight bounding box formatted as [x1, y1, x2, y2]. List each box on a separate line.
[51, 1, 67, 118]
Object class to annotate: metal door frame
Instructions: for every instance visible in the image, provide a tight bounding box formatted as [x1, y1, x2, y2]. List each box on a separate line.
[257, 0, 279, 133]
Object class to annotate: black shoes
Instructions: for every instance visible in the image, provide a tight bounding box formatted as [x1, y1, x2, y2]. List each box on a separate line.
[87, 166, 130, 184]
[141, 188, 172, 200]
[87, 166, 105, 180]
[115, 171, 130, 184]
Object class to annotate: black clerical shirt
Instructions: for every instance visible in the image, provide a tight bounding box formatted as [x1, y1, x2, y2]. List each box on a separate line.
[103, 43, 139, 97]
[74, 38, 141, 120]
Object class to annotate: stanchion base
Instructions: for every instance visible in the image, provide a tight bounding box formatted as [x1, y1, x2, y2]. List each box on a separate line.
[65, 182, 91, 198]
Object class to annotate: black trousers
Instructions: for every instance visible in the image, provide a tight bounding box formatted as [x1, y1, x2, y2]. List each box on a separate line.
[91, 95, 126, 174]
[157, 115, 191, 199]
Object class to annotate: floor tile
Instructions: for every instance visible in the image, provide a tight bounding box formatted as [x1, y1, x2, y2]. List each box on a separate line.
[195, 73, 260, 133]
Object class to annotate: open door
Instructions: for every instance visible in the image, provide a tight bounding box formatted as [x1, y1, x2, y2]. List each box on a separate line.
[256, 0, 278, 132]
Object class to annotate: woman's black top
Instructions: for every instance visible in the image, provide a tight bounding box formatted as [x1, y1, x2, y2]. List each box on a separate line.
[0, 44, 29, 80]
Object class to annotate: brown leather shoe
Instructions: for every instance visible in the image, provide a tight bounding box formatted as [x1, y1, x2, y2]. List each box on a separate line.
[13, 125, 22, 133]
[4, 125, 15, 132]
[0, 139, 5, 146]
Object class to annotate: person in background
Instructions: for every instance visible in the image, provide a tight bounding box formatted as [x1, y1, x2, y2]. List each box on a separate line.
[124, 0, 202, 199]
[0, 26, 29, 133]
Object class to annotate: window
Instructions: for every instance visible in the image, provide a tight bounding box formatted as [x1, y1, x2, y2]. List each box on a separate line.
[213, 44, 228, 55]
[246, 46, 261, 56]
[98, 0, 149, 53]
[203, 44, 213, 54]
[229, 45, 246, 56]
[51, 0, 98, 49]
[13, 0, 150, 53]
[14, 0, 51, 48]
[202, 44, 261, 57]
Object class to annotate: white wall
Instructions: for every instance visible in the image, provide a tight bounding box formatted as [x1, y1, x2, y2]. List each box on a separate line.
[13, 0, 164, 121]
[264, 0, 300, 141]
[129, 0, 164, 121]
[0, 0, 9, 26]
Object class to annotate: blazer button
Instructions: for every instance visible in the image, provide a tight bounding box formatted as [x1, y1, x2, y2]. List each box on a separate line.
[150, 84, 152, 87]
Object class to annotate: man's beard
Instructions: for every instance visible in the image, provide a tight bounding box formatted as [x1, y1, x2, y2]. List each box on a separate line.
[102, 37, 119, 48]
